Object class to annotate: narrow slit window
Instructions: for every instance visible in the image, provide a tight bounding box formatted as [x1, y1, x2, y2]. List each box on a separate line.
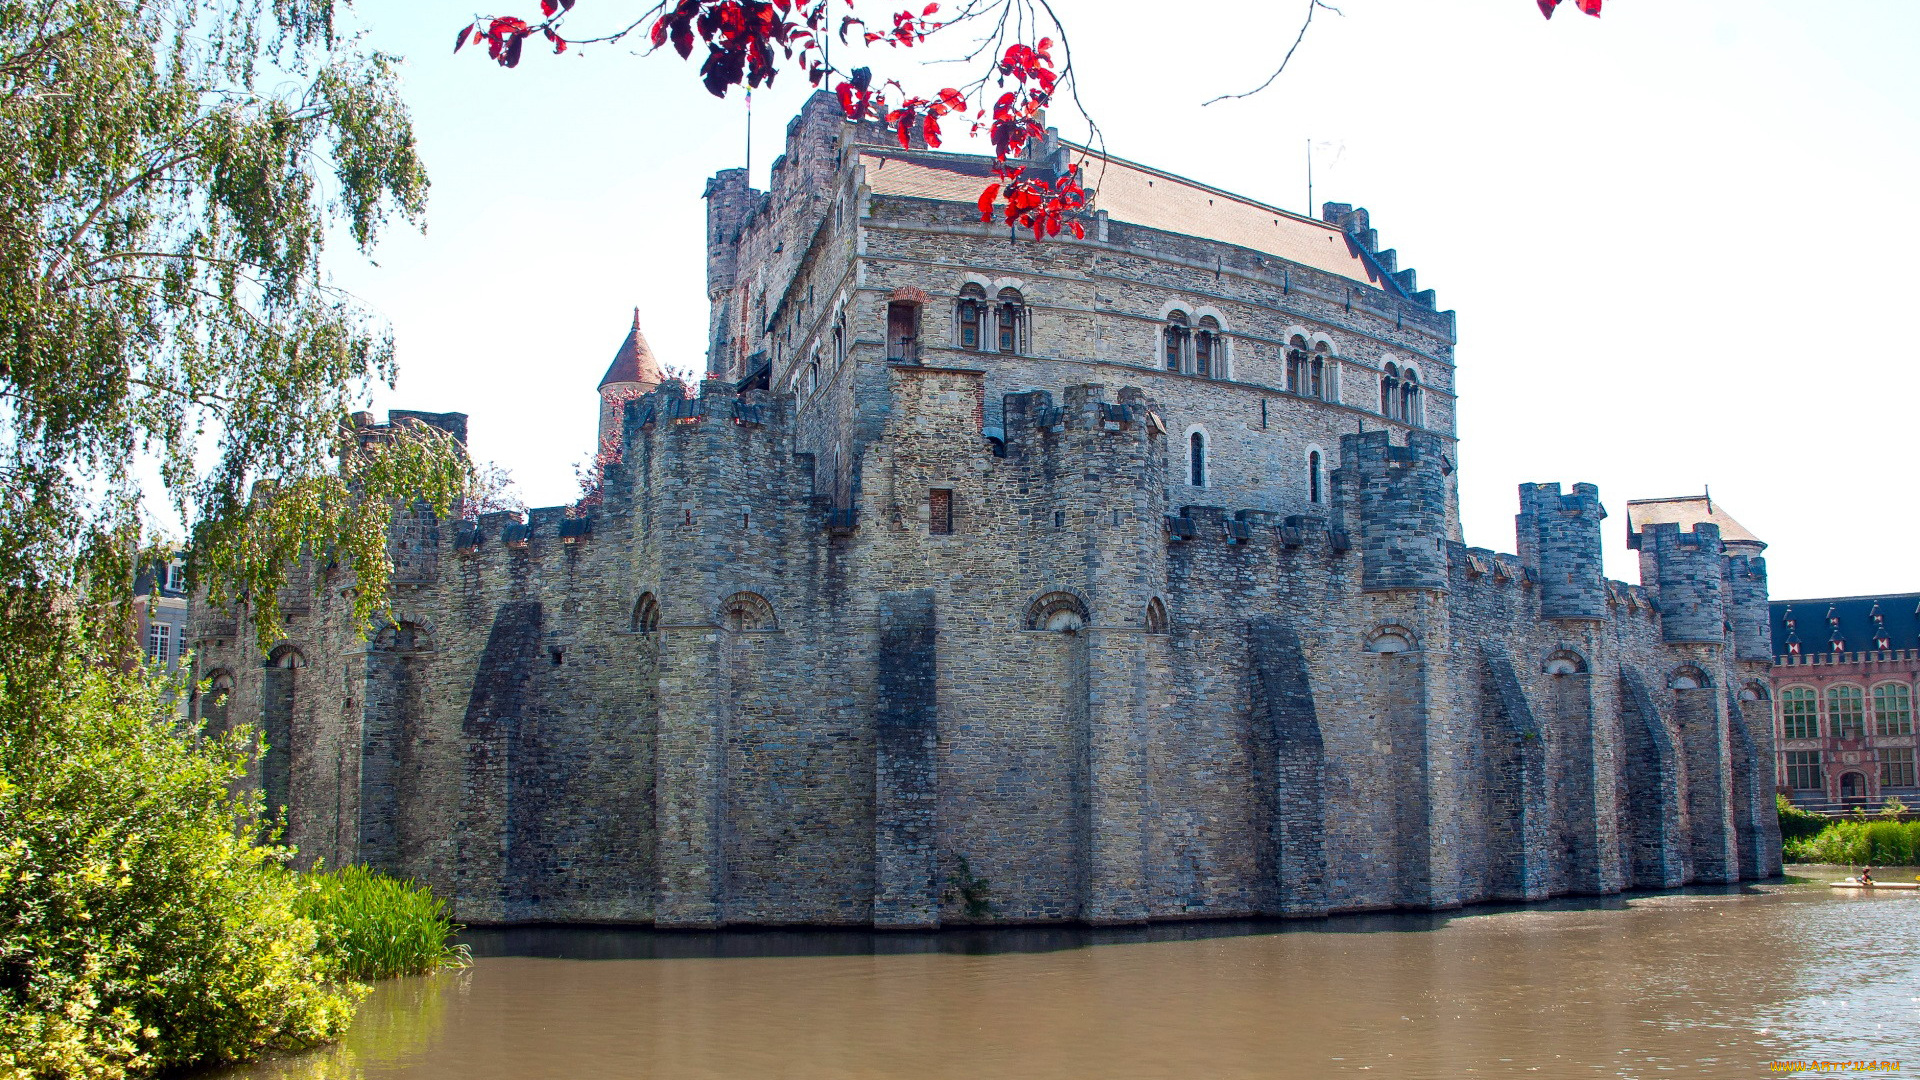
[929, 489, 953, 535]
[1189, 431, 1207, 488]
[1309, 451, 1323, 504]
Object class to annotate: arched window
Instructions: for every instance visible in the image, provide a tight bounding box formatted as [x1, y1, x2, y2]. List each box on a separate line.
[1026, 591, 1090, 632]
[1780, 686, 1819, 739]
[1380, 363, 1400, 417]
[1307, 450, 1323, 505]
[1188, 430, 1207, 488]
[1144, 597, 1169, 635]
[1543, 649, 1587, 675]
[1310, 341, 1331, 400]
[887, 300, 921, 363]
[1401, 368, 1422, 426]
[1286, 335, 1309, 394]
[1874, 683, 1913, 735]
[632, 592, 661, 634]
[833, 312, 847, 365]
[1164, 311, 1190, 372]
[1828, 684, 1866, 738]
[1668, 665, 1709, 690]
[1367, 626, 1415, 653]
[956, 284, 986, 351]
[806, 360, 819, 396]
[996, 287, 1027, 354]
[199, 668, 235, 732]
[1194, 316, 1221, 379]
[721, 591, 777, 632]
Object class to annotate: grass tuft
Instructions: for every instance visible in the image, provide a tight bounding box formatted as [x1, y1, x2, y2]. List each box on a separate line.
[295, 865, 470, 982]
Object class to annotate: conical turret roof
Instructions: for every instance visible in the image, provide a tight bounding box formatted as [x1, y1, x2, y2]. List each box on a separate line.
[599, 308, 666, 390]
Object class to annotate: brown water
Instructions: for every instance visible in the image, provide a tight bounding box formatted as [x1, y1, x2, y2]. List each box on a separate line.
[223, 869, 1920, 1080]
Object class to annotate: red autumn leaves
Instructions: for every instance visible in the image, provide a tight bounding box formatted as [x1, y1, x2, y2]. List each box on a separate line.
[454, 1, 574, 67]
[1537, 0, 1602, 17]
[461, 0, 1595, 235]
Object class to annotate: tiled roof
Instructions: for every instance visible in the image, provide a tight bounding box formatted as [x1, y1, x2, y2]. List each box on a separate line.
[858, 148, 1379, 286]
[1624, 495, 1763, 547]
[600, 308, 666, 390]
[1772, 593, 1920, 657]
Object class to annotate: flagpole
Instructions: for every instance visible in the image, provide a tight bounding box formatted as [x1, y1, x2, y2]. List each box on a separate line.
[745, 89, 753, 184]
[1306, 137, 1313, 218]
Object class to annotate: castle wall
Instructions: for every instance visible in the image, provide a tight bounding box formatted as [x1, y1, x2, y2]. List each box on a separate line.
[186, 99, 1777, 928]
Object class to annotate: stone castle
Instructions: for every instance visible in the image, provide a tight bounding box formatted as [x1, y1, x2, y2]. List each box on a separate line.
[191, 93, 1782, 927]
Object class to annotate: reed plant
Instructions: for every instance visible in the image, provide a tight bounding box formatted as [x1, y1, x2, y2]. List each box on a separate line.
[295, 865, 469, 982]
[1783, 818, 1920, 866]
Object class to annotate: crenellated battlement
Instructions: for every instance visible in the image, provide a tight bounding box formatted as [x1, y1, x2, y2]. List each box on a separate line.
[1632, 521, 1728, 646]
[1334, 429, 1450, 593]
[1517, 481, 1607, 622]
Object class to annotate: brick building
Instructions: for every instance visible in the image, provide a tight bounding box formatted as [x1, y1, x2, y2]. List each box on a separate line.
[1770, 593, 1920, 811]
[190, 94, 1781, 927]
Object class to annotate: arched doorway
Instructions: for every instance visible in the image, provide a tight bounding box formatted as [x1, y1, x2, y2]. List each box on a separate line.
[1840, 771, 1866, 802]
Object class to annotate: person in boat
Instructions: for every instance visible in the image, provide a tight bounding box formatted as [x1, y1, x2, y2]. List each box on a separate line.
[1859, 865, 1875, 886]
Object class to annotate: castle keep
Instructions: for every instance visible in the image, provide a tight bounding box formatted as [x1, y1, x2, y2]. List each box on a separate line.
[191, 94, 1782, 926]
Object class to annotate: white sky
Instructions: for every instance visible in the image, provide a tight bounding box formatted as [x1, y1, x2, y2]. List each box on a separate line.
[325, 0, 1920, 600]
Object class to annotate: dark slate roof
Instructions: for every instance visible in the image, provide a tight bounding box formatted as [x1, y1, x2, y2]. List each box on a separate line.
[599, 308, 666, 390]
[1771, 593, 1920, 656]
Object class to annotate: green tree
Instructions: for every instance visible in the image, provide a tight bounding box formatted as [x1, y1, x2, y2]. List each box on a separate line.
[2, 1, 468, 1073]
[1, 0, 464, 657]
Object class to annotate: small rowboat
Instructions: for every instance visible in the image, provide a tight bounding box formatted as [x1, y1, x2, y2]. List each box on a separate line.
[1829, 879, 1920, 890]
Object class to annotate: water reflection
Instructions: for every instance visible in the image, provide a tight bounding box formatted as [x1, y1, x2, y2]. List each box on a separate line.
[221, 869, 1920, 1079]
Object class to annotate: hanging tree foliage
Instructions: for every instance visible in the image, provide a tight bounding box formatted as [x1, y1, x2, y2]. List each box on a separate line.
[451, 0, 1602, 240]
[0, 0, 466, 660]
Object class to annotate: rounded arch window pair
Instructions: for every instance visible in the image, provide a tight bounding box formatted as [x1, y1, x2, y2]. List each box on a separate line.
[1163, 310, 1224, 378]
[1286, 335, 1332, 400]
[1380, 362, 1423, 425]
[956, 283, 1026, 354]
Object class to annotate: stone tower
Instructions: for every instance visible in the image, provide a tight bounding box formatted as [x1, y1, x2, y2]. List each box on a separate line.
[597, 308, 665, 447]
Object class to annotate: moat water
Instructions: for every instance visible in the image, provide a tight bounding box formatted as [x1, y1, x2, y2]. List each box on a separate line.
[219, 867, 1920, 1079]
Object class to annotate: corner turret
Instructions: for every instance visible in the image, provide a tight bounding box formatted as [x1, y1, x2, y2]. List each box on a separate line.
[1626, 495, 1768, 650]
[598, 308, 666, 447]
[1516, 482, 1606, 621]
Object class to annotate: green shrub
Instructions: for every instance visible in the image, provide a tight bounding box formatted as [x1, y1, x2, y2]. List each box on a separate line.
[0, 660, 365, 1080]
[1777, 794, 1827, 842]
[296, 865, 467, 982]
[1783, 818, 1920, 866]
